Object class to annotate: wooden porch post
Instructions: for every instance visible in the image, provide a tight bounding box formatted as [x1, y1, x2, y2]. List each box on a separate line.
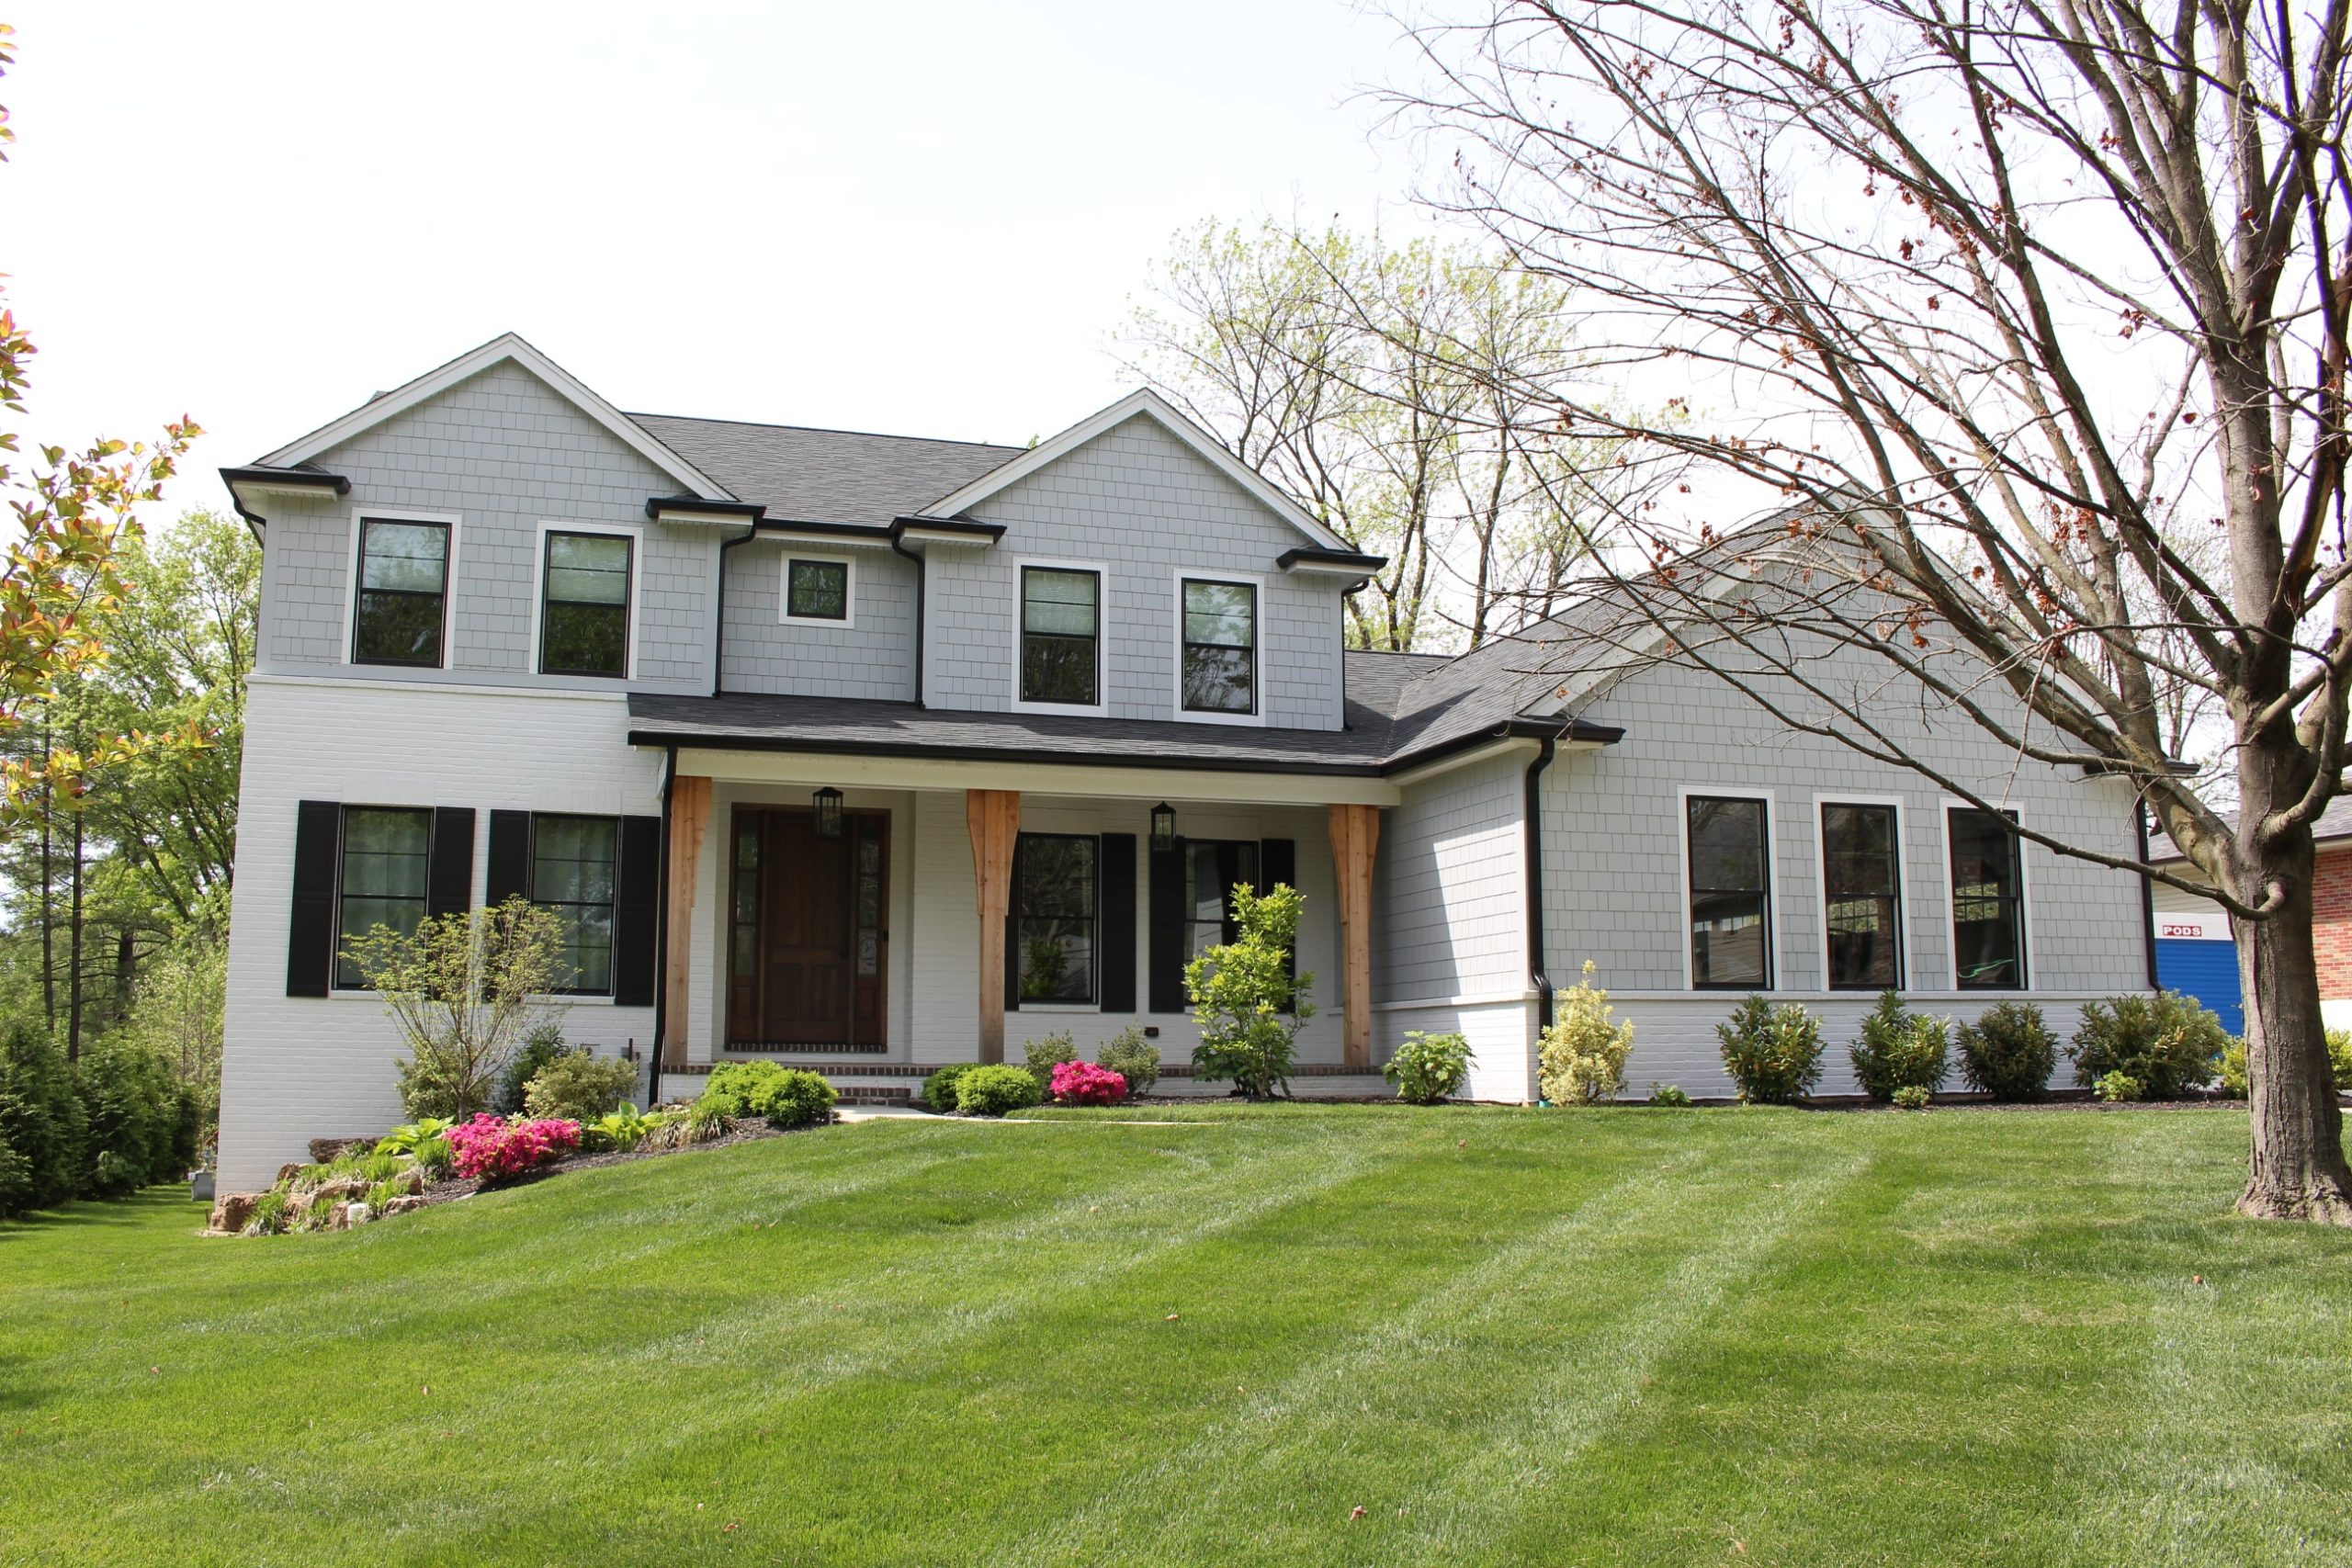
[663, 775, 712, 1068]
[1329, 802, 1380, 1070]
[967, 788, 1020, 1064]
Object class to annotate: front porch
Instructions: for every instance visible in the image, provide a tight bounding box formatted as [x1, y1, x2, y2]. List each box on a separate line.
[645, 743, 1396, 1100]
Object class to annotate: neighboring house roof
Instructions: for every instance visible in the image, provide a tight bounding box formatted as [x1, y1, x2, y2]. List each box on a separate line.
[256, 333, 732, 502]
[626, 413, 1022, 526]
[2151, 794, 2352, 864]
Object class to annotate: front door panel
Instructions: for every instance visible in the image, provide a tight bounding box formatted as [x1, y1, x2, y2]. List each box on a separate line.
[725, 807, 888, 1049]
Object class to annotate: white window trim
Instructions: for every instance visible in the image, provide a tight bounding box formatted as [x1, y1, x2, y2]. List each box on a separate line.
[1677, 784, 1781, 992]
[343, 507, 462, 671]
[1170, 569, 1268, 727]
[1009, 556, 1111, 717]
[781, 552, 858, 629]
[1812, 793, 1913, 994]
[529, 520, 643, 682]
[1937, 796, 2035, 994]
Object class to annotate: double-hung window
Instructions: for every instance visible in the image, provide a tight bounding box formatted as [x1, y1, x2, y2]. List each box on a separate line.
[1020, 566, 1100, 705]
[540, 531, 633, 677]
[1688, 795, 1771, 988]
[1015, 833, 1097, 1003]
[353, 518, 450, 666]
[334, 807, 433, 988]
[1822, 803, 1901, 988]
[1949, 807, 2028, 988]
[1180, 579, 1257, 715]
[529, 814, 621, 995]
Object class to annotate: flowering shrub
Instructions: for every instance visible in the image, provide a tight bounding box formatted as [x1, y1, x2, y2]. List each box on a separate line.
[446, 1113, 580, 1183]
[1049, 1061, 1129, 1106]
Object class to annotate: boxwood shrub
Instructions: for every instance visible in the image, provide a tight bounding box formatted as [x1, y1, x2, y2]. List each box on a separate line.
[921, 1062, 980, 1112]
[2068, 992, 2227, 1101]
[697, 1062, 838, 1128]
[954, 1064, 1045, 1117]
[1955, 1000, 2057, 1100]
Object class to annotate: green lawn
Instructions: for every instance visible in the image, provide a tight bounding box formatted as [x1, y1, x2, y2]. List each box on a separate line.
[4, 1105, 2348, 1567]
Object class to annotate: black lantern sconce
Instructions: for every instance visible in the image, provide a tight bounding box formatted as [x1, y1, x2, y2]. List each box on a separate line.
[1149, 801, 1177, 853]
[812, 786, 845, 840]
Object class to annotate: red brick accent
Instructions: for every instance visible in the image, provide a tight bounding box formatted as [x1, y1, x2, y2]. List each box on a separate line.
[2318, 845, 2352, 999]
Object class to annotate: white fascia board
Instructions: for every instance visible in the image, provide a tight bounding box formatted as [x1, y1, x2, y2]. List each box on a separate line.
[259, 333, 733, 502]
[919, 389, 1353, 553]
[668, 746, 1401, 807]
[752, 530, 899, 553]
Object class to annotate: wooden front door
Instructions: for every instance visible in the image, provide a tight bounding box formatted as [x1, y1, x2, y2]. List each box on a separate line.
[726, 807, 888, 1048]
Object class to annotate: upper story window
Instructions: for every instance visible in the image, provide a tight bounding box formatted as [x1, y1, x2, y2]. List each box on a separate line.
[353, 518, 450, 667]
[530, 814, 620, 996]
[334, 807, 432, 988]
[1015, 832, 1097, 1003]
[1181, 579, 1257, 716]
[1822, 802, 1900, 989]
[1688, 795, 1770, 988]
[1021, 566, 1101, 706]
[1949, 807, 2027, 988]
[785, 557, 852, 624]
[540, 530, 633, 677]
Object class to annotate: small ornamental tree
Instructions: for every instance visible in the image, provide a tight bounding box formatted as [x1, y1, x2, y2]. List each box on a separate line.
[1539, 961, 1636, 1104]
[341, 897, 570, 1121]
[1187, 883, 1315, 1100]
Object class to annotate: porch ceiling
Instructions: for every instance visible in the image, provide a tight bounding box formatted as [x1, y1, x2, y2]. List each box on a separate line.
[662, 744, 1403, 806]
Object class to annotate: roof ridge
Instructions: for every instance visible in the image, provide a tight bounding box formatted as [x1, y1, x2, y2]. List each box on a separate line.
[627, 410, 1021, 452]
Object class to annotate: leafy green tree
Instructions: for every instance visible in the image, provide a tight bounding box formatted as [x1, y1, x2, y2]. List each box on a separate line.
[1186, 883, 1315, 1100]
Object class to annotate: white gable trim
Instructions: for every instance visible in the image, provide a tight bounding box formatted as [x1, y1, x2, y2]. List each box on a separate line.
[921, 389, 1353, 552]
[259, 333, 733, 502]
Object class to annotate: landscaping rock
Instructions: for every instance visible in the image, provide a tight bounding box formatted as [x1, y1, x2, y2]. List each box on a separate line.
[346, 1202, 372, 1226]
[323, 1202, 351, 1231]
[309, 1137, 371, 1163]
[275, 1162, 304, 1186]
[381, 1196, 426, 1217]
[309, 1177, 370, 1206]
[208, 1192, 261, 1234]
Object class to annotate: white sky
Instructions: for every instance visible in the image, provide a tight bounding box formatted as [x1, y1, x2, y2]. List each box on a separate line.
[6, 1, 1430, 520]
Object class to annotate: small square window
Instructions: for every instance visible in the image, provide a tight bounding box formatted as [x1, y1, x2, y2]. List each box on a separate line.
[786, 558, 851, 622]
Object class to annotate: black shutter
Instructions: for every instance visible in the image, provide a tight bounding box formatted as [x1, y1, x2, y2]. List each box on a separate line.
[426, 807, 476, 919]
[1148, 836, 1188, 1013]
[286, 800, 342, 998]
[1004, 835, 1023, 1013]
[485, 810, 534, 909]
[1098, 832, 1136, 1012]
[614, 815, 661, 1007]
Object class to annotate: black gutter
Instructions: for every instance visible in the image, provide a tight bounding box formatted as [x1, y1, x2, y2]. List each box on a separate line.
[650, 744, 677, 1107]
[711, 519, 761, 697]
[2137, 803, 2160, 990]
[888, 529, 930, 709]
[1524, 733, 1559, 1038]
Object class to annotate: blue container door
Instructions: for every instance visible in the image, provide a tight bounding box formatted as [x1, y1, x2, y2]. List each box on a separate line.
[2155, 939, 2244, 1036]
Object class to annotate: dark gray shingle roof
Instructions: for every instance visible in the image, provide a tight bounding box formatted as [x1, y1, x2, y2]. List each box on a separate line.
[627, 412, 1022, 525]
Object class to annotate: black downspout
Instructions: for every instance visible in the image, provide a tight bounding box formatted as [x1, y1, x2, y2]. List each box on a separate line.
[712, 522, 760, 697]
[890, 533, 928, 707]
[2137, 802, 2161, 991]
[650, 745, 677, 1106]
[1524, 733, 1559, 1048]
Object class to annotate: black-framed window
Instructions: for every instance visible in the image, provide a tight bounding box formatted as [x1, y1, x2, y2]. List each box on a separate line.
[1182, 840, 1262, 958]
[1949, 807, 2027, 988]
[1688, 795, 1771, 988]
[539, 531, 633, 677]
[353, 518, 450, 666]
[334, 807, 432, 987]
[1181, 579, 1256, 715]
[531, 814, 620, 995]
[1021, 566, 1100, 705]
[1015, 833, 1097, 1003]
[786, 558, 850, 621]
[1823, 803, 1901, 989]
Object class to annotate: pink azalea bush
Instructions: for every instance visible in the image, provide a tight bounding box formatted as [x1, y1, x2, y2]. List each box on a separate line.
[1049, 1061, 1129, 1107]
[446, 1113, 581, 1183]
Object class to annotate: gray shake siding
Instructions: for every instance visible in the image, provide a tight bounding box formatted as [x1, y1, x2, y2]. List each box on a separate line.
[926, 415, 1349, 728]
[255, 362, 716, 693]
[720, 543, 919, 700]
[1374, 750, 1530, 1004]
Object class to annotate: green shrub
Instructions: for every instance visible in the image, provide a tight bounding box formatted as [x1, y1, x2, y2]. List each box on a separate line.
[1384, 1031, 1471, 1104]
[1188, 883, 1314, 1100]
[1023, 1031, 1080, 1094]
[1715, 996, 1825, 1104]
[74, 1038, 195, 1196]
[637, 1108, 717, 1151]
[2094, 1069, 2143, 1103]
[493, 1023, 575, 1118]
[0, 1022, 87, 1213]
[1955, 1000, 2057, 1100]
[921, 1062, 980, 1113]
[581, 1104, 656, 1153]
[1097, 1028, 1159, 1098]
[698, 1063, 838, 1128]
[1891, 1084, 1932, 1111]
[348, 901, 572, 1121]
[954, 1064, 1045, 1117]
[2331, 1028, 2352, 1088]
[1848, 991, 1950, 1101]
[246, 1188, 290, 1235]
[1647, 1083, 1692, 1107]
[1538, 961, 1635, 1104]
[2215, 1039, 2248, 1099]
[522, 1052, 639, 1122]
[2069, 992, 2227, 1101]
[0, 1129, 30, 1216]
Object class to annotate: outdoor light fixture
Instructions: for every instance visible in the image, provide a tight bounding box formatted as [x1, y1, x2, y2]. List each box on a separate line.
[813, 786, 844, 840]
[1149, 802, 1176, 852]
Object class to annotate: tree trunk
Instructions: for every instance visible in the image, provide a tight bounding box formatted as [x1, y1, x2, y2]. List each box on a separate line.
[68, 804, 84, 1063]
[2236, 836, 2352, 1223]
